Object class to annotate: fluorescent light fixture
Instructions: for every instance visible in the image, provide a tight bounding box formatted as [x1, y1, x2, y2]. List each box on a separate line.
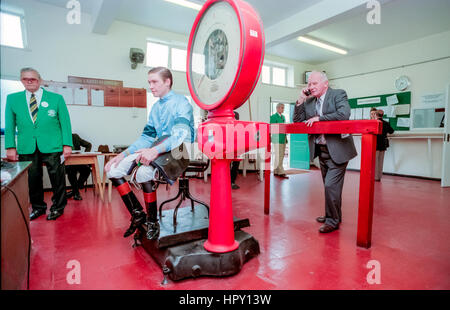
[297, 36, 348, 55]
[164, 0, 202, 11]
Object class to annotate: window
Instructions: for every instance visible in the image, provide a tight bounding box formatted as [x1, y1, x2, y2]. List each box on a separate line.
[146, 40, 189, 72]
[1, 79, 25, 129]
[171, 47, 187, 72]
[146, 42, 169, 68]
[272, 67, 286, 86]
[261, 63, 292, 87]
[262, 65, 270, 84]
[412, 108, 445, 129]
[0, 11, 26, 48]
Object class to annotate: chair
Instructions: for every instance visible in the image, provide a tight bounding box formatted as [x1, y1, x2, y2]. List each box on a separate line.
[158, 159, 210, 228]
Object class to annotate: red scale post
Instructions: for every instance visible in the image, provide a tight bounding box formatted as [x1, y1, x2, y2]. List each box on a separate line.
[187, 0, 267, 253]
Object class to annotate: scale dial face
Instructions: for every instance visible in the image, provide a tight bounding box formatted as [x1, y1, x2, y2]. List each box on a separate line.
[189, 1, 240, 107]
[187, 0, 264, 113]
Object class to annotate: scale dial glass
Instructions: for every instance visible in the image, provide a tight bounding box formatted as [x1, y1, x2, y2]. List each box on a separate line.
[189, 1, 241, 106]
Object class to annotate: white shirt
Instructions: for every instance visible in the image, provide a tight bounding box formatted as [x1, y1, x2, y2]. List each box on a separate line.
[26, 87, 43, 123]
[315, 93, 327, 145]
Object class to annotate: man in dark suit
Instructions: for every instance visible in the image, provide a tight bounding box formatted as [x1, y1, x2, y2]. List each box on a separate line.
[293, 71, 357, 233]
[66, 133, 92, 200]
[375, 110, 394, 181]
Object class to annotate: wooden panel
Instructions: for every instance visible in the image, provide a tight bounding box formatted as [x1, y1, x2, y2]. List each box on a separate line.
[119, 87, 133, 107]
[133, 88, 147, 108]
[68, 75, 123, 87]
[104, 86, 120, 107]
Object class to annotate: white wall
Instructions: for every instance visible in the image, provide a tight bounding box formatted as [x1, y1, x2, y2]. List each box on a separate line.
[316, 30, 450, 178]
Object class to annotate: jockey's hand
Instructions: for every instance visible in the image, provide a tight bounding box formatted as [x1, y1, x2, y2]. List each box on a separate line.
[135, 147, 159, 166]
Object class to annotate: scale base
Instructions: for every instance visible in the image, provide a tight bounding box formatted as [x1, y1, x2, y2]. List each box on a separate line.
[134, 207, 260, 281]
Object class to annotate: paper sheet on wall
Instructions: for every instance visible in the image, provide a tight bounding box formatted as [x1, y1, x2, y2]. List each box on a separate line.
[74, 88, 88, 105]
[394, 104, 410, 115]
[383, 106, 396, 118]
[57, 87, 73, 105]
[350, 109, 356, 120]
[362, 107, 372, 119]
[386, 94, 399, 105]
[353, 108, 362, 120]
[421, 93, 445, 108]
[91, 89, 105, 106]
[397, 118, 410, 128]
[42, 85, 57, 93]
[357, 97, 381, 105]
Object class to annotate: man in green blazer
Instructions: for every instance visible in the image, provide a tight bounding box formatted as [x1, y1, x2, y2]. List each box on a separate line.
[5, 68, 73, 220]
[270, 103, 289, 179]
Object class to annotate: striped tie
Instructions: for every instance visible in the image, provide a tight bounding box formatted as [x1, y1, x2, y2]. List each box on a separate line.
[30, 93, 38, 122]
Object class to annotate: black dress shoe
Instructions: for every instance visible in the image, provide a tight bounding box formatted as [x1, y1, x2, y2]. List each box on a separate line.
[123, 211, 146, 238]
[277, 174, 289, 179]
[319, 224, 339, 233]
[231, 183, 240, 190]
[316, 216, 326, 223]
[146, 221, 160, 240]
[73, 193, 83, 201]
[47, 210, 64, 220]
[30, 209, 46, 221]
[66, 191, 74, 199]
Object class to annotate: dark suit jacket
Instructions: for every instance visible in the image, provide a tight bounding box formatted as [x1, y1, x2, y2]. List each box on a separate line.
[72, 133, 92, 152]
[376, 119, 394, 151]
[293, 87, 357, 164]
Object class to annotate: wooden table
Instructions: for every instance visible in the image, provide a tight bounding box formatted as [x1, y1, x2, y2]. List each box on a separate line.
[101, 153, 118, 203]
[65, 152, 104, 201]
[265, 120, 382, 248]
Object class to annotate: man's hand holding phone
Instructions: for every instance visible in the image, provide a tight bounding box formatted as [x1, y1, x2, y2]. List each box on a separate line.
[296, 88, 312, 106]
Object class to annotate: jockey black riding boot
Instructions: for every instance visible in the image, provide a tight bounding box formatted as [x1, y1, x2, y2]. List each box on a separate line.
[110, 178, 146, 238]
[142, 181, 160, 240]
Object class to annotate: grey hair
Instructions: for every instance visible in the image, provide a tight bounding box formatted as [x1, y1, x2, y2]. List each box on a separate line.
[20, 67, 42, 79]
[276, 103, 285, 109]
[310, 71, 328, 82]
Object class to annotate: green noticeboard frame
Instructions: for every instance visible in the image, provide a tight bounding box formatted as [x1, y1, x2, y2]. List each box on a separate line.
[348, 91, 411, 131]
[288, 103, 310, 170]
[290, 133, 310, 170]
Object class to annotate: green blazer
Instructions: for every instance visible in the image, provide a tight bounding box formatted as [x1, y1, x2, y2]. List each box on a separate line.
[270, 112, 287, 144]
[5, 88, 73, 154]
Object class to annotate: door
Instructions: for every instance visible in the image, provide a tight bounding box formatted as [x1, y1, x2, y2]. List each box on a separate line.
[441, 83, 450, 187]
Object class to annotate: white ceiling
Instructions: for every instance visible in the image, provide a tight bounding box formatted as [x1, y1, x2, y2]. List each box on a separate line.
[35, 0, 450, 65]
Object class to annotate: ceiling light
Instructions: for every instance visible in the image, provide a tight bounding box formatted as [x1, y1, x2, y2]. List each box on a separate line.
[164, 0, 202, 11]
[297, 36, 348, 55]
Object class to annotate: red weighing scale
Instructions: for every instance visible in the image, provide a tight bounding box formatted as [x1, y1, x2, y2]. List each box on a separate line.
[137, 0, 268, 282]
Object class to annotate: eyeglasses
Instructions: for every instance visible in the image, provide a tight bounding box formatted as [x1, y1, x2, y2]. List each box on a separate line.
[21, 78, 40, 83]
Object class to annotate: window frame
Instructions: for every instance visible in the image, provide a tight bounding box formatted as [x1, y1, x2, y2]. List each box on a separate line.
[145, 39, 188, 73]
[261, 62, 292, 88]
[0, 10, 28, 49]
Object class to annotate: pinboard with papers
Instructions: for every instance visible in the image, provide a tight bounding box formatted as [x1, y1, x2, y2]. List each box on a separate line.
[348, 91, 411, 131]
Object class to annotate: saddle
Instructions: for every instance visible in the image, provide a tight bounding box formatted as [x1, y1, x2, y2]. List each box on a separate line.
[149, 135, 189, 185]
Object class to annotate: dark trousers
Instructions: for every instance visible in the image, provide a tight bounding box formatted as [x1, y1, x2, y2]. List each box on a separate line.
[315, 144, 348, 228]
[66, 165, 91, 193]
[230, 161, 240, 184]
[19, 149, 67, 213]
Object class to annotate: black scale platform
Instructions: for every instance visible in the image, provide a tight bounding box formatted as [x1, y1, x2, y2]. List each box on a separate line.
[134, 206, 260, 282]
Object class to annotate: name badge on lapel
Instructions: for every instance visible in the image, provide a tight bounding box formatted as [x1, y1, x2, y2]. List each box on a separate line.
[41, 101, 49, 108]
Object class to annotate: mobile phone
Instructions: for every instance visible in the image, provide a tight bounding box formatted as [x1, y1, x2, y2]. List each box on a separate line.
[304, 89, 311, 96]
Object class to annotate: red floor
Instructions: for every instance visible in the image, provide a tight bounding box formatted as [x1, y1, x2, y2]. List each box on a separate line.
[28, 170, 450, 290]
